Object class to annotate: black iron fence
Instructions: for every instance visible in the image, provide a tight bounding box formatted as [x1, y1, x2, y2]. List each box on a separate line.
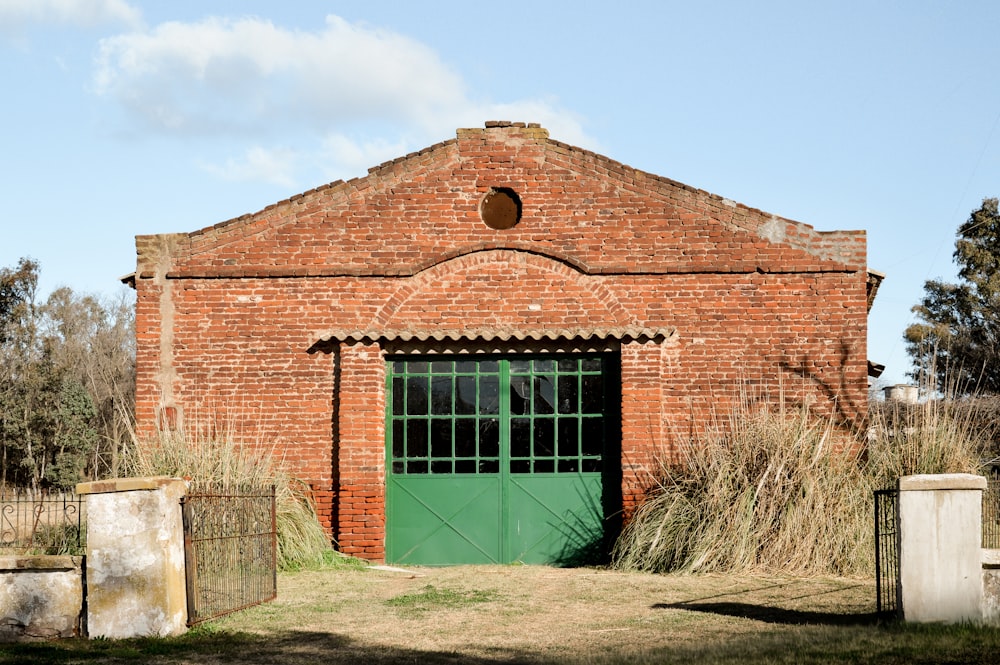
[985, 472, 1000, 550]
[874, 488, 900, 619]
[181, 485, 277, 626]
[0, 490, 85, 555]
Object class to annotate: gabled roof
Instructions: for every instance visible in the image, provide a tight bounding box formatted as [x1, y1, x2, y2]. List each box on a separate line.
[135, 122, 867, 281]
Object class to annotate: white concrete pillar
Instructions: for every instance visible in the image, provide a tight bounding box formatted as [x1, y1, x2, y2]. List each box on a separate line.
[76, 477, 188, 638]
[898, 473, 986, 623]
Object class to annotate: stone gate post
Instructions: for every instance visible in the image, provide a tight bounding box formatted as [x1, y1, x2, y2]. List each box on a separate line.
[76, 477, 188, 638]
[898, 473, 986, 623]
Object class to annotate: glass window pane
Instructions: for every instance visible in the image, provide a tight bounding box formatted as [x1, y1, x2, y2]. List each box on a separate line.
[455, 419, 476, 457]
[479, 360, 499, 372]
[479, 418, 500, 457]
[407, 361, 428, 374]
[455, 360, 476, 373]
[392, 377, 405, 416]
[406, 375, 428, 415]
[431, 360, 453, 374]
[510, 359, 530, 374]
[407, 460, 428, 474]
[557, 358, 576, 372]
[582, 417, 603, 457]
[392, 461, 404, 474]
[582, 458, 602, 473]
[558, 419, 579, 457]
[533, 418, 554, 457]
[480, 376, 499, 414]
[557, 375, 578, 414]
[558, 459, 579, 473]
[581, 375, 603, 414]
[534, 376, 555, 414]
[535, 359, 555, 372]
[534, 459, 554, 473]
[407, 420, 428, 457]
[511, 418, 531, 457]
[510, 460, 530, 473]
[509, 376, 531, 415]
[582, 358, 602, 372]
[392, 420, 404, 458]
[431, 420, 451, 458]
[479, 459, 499, 474]
[431, 460, 452, 474]
[455, 460, 476, 474]
[431, 376, 452, 415]
[455, 376, 476, 415]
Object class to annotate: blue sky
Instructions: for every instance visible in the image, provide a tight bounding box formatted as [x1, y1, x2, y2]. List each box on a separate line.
[3, 1, 1000, 387]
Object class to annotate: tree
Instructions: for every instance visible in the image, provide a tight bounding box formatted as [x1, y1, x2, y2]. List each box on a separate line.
[0, 258, 135, 490]
[0, 258, 42, 489]
[0, 257, 38, 345]
[905, 198, 1000, 393]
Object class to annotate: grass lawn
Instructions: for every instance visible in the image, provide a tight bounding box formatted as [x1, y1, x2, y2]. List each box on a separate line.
[2, 564, 998, 664]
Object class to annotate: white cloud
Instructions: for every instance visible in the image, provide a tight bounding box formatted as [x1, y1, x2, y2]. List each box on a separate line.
[93, 13, 594, 186]
[198, 145, 299, 189]
[0, 0, 141, 29]
[93, 14, 467, 136]
[318, 134, 412, 182]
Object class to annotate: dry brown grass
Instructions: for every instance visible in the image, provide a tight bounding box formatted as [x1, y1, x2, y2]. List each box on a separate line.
[7, 565, 1000, 664]
[612, 391, 985, 577]
[123, 423, 332, 570]
[207, 565, 876, 663]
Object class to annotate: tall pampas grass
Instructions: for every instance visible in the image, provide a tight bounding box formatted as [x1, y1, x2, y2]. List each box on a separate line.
[612, 386, 985, 577]
[122, 417, 337, 571]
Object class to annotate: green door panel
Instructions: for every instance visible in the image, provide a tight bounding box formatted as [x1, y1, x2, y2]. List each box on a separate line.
[387, 476, 501, 565]
[507, 474, 605, 564]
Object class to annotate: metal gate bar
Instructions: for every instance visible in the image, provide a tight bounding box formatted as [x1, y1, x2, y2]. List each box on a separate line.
[0, 490, 85, 554]
[181, 485, 277, 625]
[984, 471, 999, 550]
[874, 488, 899, 619]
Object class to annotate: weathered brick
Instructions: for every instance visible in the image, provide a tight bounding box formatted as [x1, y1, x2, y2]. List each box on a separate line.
[132, 123, 871, 562]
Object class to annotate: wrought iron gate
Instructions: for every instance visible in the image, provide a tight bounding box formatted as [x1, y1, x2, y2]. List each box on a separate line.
[181, 485, 277, 625]
[874, 488, 899, 619]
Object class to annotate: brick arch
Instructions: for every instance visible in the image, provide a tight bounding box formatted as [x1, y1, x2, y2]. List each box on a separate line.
[373, 249, 631, 331]
[407, 241, 596, 276]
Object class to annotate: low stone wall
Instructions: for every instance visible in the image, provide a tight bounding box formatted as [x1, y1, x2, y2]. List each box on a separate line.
[0, 555, 83, 640]
[983, 549, 1000, 623]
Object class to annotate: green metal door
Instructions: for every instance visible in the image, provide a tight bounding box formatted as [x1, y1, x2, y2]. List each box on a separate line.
[385, 355, 618, 565]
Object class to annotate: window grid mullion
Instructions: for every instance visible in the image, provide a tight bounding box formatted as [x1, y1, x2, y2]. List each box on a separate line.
[388, 355, 603, 477]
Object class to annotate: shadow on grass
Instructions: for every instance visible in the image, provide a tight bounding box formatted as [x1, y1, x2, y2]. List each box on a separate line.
[0, 629, 550, 665]
[654, 600, 880, 626]
[4, 622, 1000, 665]
[653, 579, 880, 626]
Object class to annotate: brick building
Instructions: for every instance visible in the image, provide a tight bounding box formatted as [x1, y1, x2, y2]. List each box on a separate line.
[131, 122, 872, 565]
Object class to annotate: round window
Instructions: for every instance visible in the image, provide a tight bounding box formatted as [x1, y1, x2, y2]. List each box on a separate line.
[480, 188, 522, 230]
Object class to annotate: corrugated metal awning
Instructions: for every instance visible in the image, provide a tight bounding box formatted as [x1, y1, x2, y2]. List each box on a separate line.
[315, 325, 674, 345]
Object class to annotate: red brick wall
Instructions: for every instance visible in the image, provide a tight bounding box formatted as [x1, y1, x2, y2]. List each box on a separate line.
[132, 123, 869, 561]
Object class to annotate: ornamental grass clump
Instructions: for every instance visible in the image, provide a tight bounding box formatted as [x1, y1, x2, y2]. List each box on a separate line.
[612, 387, 986, 577]
[122, 421, 336, 571]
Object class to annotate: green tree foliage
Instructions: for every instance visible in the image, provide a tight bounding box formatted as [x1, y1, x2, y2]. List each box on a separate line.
[906, 198, 1000, 393]
[0, 258, 134, 490]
